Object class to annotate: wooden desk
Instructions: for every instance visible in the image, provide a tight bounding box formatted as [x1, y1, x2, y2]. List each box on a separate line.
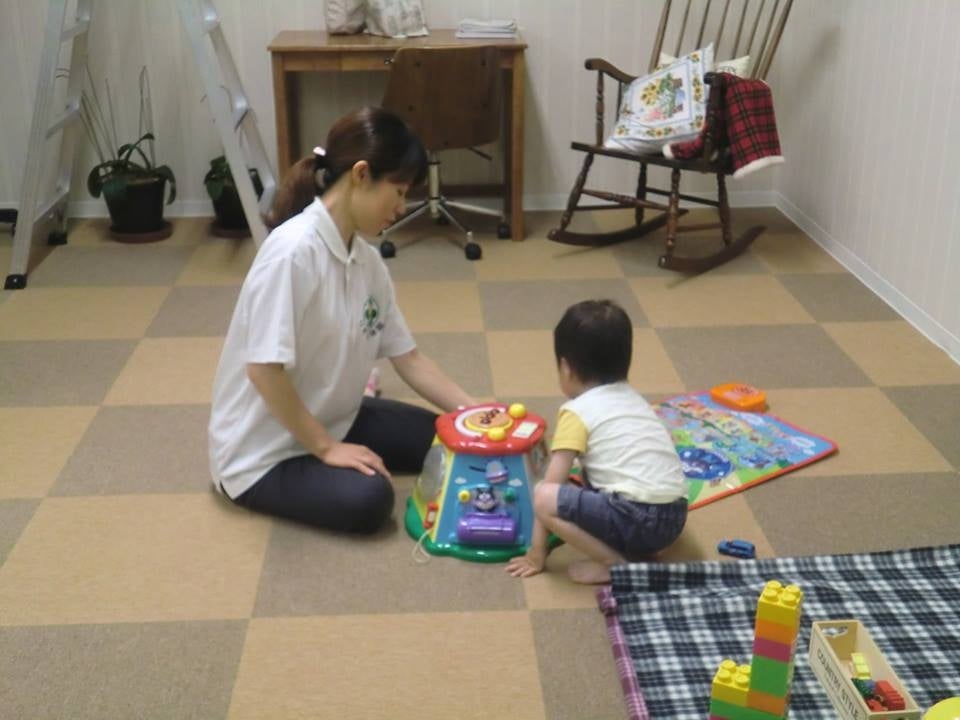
[268, 30, 527, 240]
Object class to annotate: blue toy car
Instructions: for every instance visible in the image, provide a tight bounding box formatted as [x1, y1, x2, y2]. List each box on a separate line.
[717, 539, 756, 559]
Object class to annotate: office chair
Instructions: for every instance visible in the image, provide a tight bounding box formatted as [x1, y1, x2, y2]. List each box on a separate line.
[380, 45, 507, 261]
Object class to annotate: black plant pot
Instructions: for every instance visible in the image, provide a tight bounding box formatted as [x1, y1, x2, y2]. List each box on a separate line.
[210, 183, 250, 238]
[104, 175, 171, 242]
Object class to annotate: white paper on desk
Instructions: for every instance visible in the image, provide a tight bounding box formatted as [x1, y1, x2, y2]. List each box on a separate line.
[458, 17, 518, 32]
[455, 31, 518, 39]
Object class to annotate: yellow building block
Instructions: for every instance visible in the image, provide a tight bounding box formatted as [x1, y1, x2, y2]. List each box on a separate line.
[712, 659, 751, 707]
[850, 652, 871, 679]
[755, 580, 803, 628]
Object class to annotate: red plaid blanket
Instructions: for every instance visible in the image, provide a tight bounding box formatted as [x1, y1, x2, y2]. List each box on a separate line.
[663, 73, 784, 179]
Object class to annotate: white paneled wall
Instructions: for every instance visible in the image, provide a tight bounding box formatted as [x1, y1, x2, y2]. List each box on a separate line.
[0, 0, 762, 216]
[771, 0, 960, 361]
[1, 1, 956, 359]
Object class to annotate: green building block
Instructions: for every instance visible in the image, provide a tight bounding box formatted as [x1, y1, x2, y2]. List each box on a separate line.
[749, 655, 794, 697]
[709, 697, 784, 720]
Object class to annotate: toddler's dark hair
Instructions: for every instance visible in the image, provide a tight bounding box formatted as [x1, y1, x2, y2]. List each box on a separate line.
[553, 300, 632, 384]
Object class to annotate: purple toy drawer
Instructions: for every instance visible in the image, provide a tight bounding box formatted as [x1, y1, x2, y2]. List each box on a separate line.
[456, 513, 518, 545]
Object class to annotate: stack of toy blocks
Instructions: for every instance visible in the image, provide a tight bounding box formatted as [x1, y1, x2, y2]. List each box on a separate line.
[709, 580, 804, 720]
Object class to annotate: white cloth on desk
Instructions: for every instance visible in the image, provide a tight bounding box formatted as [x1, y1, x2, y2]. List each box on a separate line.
[456, 17, 517, 38]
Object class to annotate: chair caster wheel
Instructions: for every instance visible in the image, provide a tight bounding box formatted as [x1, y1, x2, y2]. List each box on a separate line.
[465, 242, 482, 260]
[436, 215, 450, 226]
[496, 222, 511, 239]
[380, 240, 396, 259]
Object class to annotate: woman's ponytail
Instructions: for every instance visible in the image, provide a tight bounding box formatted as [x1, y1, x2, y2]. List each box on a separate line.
[265, 107, 427, 230]
[265, 155, 319, 230]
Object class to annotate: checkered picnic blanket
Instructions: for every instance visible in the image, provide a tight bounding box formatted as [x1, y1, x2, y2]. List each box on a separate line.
[599, 544, 960, 719]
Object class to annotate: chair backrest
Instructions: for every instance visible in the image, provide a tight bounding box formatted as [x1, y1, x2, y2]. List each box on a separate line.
[648, 0, 793, 80]
[382, 45, 502, 152]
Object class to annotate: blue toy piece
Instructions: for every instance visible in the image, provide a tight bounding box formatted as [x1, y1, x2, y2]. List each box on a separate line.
[717, 538, 756, 559]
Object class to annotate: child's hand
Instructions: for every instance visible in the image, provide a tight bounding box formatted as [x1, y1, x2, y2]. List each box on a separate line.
[505, 548, 547, 578]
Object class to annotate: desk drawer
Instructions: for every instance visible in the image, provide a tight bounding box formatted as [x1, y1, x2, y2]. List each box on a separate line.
[341, 53, 392, 71]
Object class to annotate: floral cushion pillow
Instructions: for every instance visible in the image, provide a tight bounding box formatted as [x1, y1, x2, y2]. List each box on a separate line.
[605, 44, 714, 154]
[658, 51, 750, 77]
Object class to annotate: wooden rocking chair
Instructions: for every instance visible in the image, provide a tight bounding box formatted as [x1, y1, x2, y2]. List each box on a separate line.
[548, 0, 793, 272]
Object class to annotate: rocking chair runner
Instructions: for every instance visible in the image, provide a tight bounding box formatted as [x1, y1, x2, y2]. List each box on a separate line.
[548, 0, 793, 273]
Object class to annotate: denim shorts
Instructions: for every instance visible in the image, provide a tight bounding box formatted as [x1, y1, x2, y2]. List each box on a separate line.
[556, 485, 687, 560]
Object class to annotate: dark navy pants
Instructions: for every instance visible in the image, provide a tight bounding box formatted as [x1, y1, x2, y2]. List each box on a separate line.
[234, 397, 437, 533]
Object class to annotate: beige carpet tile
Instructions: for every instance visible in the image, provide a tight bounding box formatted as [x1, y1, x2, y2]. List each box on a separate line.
[0, 500, 38, 566]
[386, 332, 494, 399]
[381, 232, 480, 281]
[629, 275, 815, 327]
[479, 278, 649, 330]
[104, 337, 224, 405]
[746, 472, 960, 556]
[0, 406, 98, 498]
[824, 321, 960, 386]
[476, 237, 625, 281]
[147, 285, 241, 337]
[394, 280, 484, 333]
[883, 385, 960, 469]
[0, 339, 137, 406]
[229, 612, 546, 720]
[531, 608, 629, 720]
[0, 494, 270, 625]
[0, 286, 170, 340]
[26, 245, 196, 287]
[777, 273, 901, 322]
[175, 238, 257, 286]
[751, 231, 846, 274]
[52, 405, 212, 496]
[657, 324, 873, 390]
[762, 388, 953, 476]
[628, 328, 688, 394]
[487, 330, 562, 397]
[251, 483, 527, 616]
[0, 620, 246, 720]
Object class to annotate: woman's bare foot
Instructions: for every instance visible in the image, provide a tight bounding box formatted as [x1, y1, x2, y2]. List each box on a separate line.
[567, 560, 612, 585]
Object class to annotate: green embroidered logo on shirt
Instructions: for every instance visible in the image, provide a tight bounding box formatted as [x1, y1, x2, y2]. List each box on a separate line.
[360, 295, 385, 338]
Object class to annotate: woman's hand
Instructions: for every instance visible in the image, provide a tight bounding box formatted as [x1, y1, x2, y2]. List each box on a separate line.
[320, 442, 391, 480]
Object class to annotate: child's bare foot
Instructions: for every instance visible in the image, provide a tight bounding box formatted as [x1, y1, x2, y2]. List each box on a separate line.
[567, 560, 612, 585]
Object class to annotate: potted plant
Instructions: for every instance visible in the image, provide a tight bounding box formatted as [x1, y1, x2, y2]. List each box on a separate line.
[81, 66, 176, 242]
[204, 155, 263, 238]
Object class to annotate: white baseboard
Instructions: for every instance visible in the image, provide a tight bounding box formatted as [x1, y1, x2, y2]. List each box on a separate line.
[0, 199, 216, 219]
[65, 199, 215, 218]
[774, 191, 960, 366]
[2, 190, 777, 219]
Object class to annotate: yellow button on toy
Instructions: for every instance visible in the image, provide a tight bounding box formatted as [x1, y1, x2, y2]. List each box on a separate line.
[508, 403, 526, 419]
[925, 697, 960, 720]
[487, 427, 506, 442]
[458, 489, 471, 503]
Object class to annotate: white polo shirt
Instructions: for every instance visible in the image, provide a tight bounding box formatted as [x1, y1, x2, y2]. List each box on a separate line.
[551, 382, 687, 504]
[208, 198, 416, 498]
